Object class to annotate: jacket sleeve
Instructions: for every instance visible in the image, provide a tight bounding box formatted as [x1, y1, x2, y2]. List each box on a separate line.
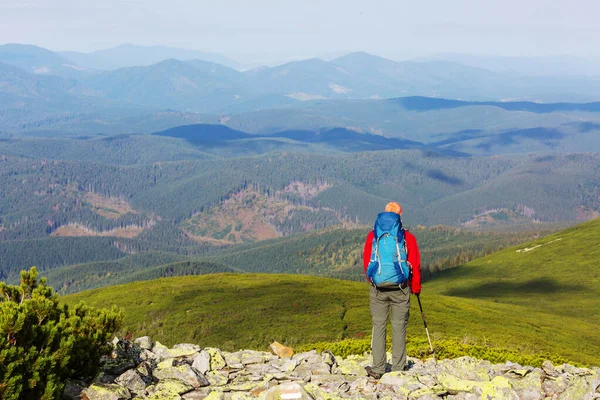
[363, 230, 375, 276]
[405, 231, 421, 294]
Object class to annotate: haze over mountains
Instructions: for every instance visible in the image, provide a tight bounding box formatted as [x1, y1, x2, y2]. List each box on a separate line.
[2, 42, 600, 159]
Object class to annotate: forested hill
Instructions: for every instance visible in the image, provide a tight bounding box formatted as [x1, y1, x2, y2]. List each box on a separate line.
[1, 150, 598, 237]
[38, 224, 550, 294]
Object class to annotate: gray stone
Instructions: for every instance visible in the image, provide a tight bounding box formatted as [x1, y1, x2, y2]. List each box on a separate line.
[154, 364, 210, 388]
[115, 369, 148, 394]
[193, 351, 212, 375]
[206, 348, 227, 371]
[134, 336, 152, 350]
[140, 349, 161, 362]
[240, 350, 272, 365]
[144, 379, 192, 399]
[224, 352, 244, 369]
[542, 376, 568, 397]
[334, 359, 366, 376]
[542, 360, 558, 377]
[262, 382, 313, 400]
[280, 358, 298, 372]
[205, 371, 229, 386]
[82, 383, 131, 400]
[508, 369, 544, 400]
[321, 350, 337, 367]
[181, 388, 212, 399]
[136, 361, 153, 379]
[174, 343, 202, 353]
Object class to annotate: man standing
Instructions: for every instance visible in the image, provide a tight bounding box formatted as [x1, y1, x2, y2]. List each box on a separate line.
[363, 202, 421, 378]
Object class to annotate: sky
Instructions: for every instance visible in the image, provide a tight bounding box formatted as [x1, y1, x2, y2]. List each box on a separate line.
[1, 0, 599, 62]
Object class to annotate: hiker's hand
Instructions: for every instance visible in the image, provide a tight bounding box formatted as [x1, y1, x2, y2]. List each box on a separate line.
[412, 288, 421, 295]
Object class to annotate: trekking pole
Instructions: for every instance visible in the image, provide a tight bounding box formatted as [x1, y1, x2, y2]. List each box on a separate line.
[416, 294, 434, 355]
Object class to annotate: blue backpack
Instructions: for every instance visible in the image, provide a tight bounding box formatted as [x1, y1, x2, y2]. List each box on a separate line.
[366, 212, 411, 288]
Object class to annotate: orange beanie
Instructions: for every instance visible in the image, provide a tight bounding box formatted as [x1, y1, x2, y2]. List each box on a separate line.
[385, 202, 402, 215]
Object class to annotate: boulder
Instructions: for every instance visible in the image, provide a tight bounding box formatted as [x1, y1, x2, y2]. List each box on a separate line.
[82, 383, 131, 400]
[206, 348, 227, 371]
[205, 371, 229, 386]
[115, 369, 148, 394]
[334, 358, 367, 376]
[192, 351, 211, 374]
[154, 364, 210, 388]
[541, 360, 559, 377]
[262, 382, 313, 400]
[144, 379, 192, 400]
[134, 336, 152, 350]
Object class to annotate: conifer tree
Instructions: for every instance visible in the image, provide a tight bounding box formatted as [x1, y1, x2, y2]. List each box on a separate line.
[0, 267, 123, 399]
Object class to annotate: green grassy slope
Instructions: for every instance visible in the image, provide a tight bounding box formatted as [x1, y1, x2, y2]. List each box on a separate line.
[426, 217, 600, 323]
[63, 273, 600, 366]
[64, 215, 600, 367]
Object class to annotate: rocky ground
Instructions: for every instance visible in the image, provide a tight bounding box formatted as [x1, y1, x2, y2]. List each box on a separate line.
[67, 337, 600, 400]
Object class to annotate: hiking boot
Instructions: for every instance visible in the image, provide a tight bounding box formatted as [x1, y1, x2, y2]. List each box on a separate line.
[365, 366, 382, 379]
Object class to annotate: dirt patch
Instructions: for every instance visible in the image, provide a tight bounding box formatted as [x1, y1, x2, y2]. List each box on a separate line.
[182, 187, 352, 244]
[51, 224, 143, 238]
[84, 192, 136, 219]
[282, 181, 332, 200]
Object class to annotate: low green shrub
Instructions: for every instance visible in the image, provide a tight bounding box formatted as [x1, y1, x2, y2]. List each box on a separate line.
[297, 336, 576, 368]
[0, 267, 123, 400]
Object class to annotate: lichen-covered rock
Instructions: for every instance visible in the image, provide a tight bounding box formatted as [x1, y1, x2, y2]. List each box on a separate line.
[321, 350, 337, 368]
[134, 337, 153, 350]
[115, 369, 148, 394]
[154, 364, 210, 388]
[541, 359, 558, 377]
[79, 337, 599, 400]
[262, 382, 313, 400]
[205, 371, 229, 386]
[379, 372, 423, 392]
[479, 376, 519, 400]
[180, 388, 212, 399]
[144, 379, 192, 400]
[202, 392, 225, 400]
[507, 368, 544, 400]
[442, 357, 491, 381]
[558, 374, 599, 400]
[335, 358, 367, 377]
[222, 351, 242, 369]
[82, 383, 131, 400]
[206, 348, 227, 371]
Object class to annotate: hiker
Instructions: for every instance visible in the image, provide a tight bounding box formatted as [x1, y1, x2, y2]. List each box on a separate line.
[363, 202, 421, 378]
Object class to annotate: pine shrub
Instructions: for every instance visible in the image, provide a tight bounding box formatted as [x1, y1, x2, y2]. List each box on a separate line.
[0, 267, 123, 400]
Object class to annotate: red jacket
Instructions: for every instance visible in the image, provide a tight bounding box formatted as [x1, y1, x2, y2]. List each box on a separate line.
[363, 229, 421, 294]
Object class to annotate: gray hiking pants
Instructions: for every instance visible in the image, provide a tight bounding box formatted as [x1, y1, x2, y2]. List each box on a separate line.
[370, 285, 410, 374]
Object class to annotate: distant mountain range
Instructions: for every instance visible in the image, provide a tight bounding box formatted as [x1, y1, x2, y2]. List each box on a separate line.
[59, 43, 243, 71]
[2, 42, 600, 153]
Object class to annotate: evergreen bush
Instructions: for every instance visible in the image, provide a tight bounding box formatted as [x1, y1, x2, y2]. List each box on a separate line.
[0, 267, 123, 400]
